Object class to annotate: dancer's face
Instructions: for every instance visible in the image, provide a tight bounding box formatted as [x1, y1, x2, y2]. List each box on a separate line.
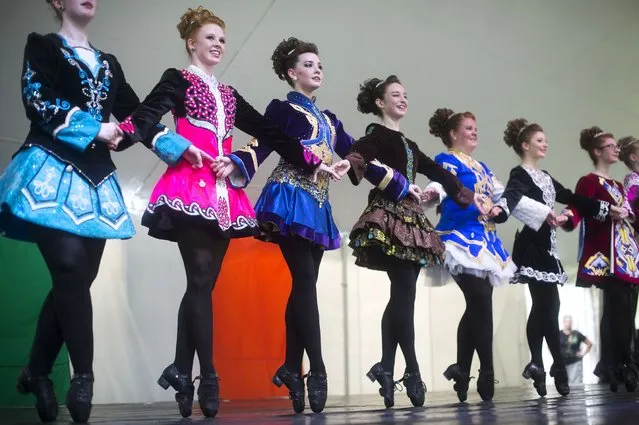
[523, 131, 548, 160]
[52, 0, 98, 24]
[451, 117, 478, 153]
[288, 52, 323, 94]
[376, 83, 407, 120]
[595, 136, 620, 165]
[189, 23, 226, 68]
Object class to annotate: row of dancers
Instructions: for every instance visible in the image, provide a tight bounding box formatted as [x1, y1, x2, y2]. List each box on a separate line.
[1, 1, 638, 422]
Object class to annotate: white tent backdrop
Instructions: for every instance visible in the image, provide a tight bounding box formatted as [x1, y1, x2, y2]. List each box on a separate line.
[1, 0, 638, 403]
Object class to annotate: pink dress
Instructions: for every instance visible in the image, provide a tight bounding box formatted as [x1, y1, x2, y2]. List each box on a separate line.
[120, 65, 321, 241]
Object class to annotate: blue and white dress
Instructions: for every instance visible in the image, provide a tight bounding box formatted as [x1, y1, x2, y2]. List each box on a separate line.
[425, 149, 520, 286]
[0, 33, 190, 242]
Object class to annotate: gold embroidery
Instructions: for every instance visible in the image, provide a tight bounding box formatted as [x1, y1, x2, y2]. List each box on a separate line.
[238, 138, 259, 171]
[370, 159, 394, 190]
[583, 252, 610, 276]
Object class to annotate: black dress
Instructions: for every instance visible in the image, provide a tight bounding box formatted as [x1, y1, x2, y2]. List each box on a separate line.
[496, 165, 605, 285]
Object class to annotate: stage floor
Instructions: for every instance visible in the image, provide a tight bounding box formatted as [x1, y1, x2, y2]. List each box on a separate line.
[1, 384, 638, 425]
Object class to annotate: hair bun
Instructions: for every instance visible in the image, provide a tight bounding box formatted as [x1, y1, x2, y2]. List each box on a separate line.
[271, 38, 301, 81]
[503, 118, 529, 148]
[428, 108, 454, 138]
[177, 6, 224, 40]
[579, 126, 604, 151]
[356, 78, 383, 115]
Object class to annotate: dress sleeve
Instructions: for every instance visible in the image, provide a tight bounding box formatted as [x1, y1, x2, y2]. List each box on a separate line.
[231, 90, 321, 173]
[118, 68, 192, 165]
[562, 176, 603, 231]
[21, 33, 100, 151]
[493, 167, 552, 229]
[415, 148, 473, 208]
[550, 173, 610, 221]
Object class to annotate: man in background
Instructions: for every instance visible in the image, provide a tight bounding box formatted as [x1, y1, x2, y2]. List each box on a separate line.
[560, 315, 593, 384]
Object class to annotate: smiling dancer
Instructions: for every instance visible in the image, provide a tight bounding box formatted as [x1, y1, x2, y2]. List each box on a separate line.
[563, 127, 639, 392]
[425, 108, 524, 402]
[491, 119, 609, 398]
[118, 8, 337, 419]
[345, 76, 486, 408]
[0, 0, 210, 422]
[215, 38, 411, 414]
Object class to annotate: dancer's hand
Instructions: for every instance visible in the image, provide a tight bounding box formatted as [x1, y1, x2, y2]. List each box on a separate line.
[313, 163, 341, 182]
[489, 206, 504, 218]
[331, 159, 351, 178]
[182, 145, 214, 168]
[545, 211, 559, 227]
[420, 187, 439, 203]
[97, 123, 123, 150]
[211, 156, 236, 178]
[408, 184, 423, 203]
[610, 205, 629, 221]
[474, 194, 490, 216]
[555, 214, 569, 227]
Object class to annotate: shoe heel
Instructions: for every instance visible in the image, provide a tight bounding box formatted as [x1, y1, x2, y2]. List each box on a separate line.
[272, 375, 283, 387]
[443, 367, 454, 381]
[522, 370, 531, 380]
[157, 376, 170, 390]
[366, 370, 376, 383]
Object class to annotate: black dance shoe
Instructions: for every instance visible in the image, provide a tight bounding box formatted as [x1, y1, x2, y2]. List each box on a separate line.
[619, 363, 638, 392]
[366, 362, 395, 408]
[272, 365, 305, 413]
[477, 369, 497, 401]
[549, 364, 570, 396]
[66, 373, 94, 423]
[305, 372, 328, 413]
[157, 364, 194, 417]
[16, 368, 58, 423]
[396, 371, 426, 407]
[195, 374, 220, 417]
[522, 362, 546, 397]
[443, 364, 472, 402]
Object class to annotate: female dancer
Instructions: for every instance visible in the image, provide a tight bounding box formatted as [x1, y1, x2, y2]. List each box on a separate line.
[0, 0, 207, 422]
[344, 76, 485, 408]
[563, 127, 639, 392]
[216, 38, 408, 414]
[118, 7, 336, 419]
[425, 108, 520, 402]
[490, 119, 609, 397]
[620, 135, 639, 369]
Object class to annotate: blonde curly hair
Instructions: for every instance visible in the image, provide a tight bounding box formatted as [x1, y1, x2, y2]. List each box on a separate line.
[177, 6, 226, 55]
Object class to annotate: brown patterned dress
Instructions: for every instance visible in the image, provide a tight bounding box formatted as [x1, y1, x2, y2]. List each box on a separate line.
[346, 123, 474, 271]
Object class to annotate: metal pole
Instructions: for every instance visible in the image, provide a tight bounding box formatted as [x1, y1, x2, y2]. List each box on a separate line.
[340, 232, 350, 396]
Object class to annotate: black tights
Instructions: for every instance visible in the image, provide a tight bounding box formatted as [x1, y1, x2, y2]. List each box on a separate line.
[29, 227, 105, 376]
[279, 237, 325, 374]
[380, 258, 421, 374]
[600, 283, 637, 369]
[454, 274, 494, 373]
[173, 227, 229, 377]
[527, 284, 563, 369]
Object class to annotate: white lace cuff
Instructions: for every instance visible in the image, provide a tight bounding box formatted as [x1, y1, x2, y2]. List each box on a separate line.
[424, 182, 446, 210]
[595, 201, 610, 222]
[511, 197, 551, 231]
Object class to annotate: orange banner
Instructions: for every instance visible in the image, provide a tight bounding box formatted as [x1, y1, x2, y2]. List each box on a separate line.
[212, 238, 291, 399]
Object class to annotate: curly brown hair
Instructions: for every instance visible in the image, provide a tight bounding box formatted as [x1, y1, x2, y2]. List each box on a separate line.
[271, 37, 319, 87]
[618, 136, 639, 168]
[579, 126, 614, 165]
[502, 118, 544, 157]
[428, 108, 476, 148]
[177, 6, 226, 55]
[356, 75, 402, 117]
